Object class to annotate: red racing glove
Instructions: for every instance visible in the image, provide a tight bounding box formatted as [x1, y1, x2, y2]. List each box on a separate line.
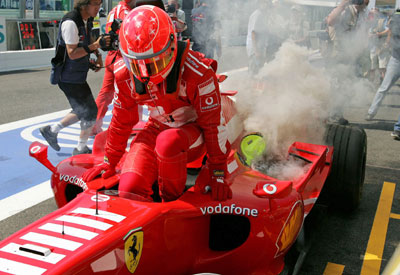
[194, 163, 232, 201]
[209, 169, 232, 201]
[82, 157, 116, 183]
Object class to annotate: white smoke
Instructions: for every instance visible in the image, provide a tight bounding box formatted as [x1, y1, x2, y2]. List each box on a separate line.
[215, 0, 376, 180]
[253, 156, 313, 181]
[223, 42, 331, 156]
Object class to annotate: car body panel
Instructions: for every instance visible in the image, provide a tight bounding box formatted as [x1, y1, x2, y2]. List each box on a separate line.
[1, 90, 336, 274]
[1, 140, 332, 274]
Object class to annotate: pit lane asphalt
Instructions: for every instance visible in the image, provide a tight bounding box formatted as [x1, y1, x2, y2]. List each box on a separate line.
[0, 48, 399, 274]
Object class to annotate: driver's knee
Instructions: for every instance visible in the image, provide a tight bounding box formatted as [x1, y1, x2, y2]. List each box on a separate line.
[155, 128, 190, 157]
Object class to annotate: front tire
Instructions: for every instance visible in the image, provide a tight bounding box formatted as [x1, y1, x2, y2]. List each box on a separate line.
[322, 123, 367, 211]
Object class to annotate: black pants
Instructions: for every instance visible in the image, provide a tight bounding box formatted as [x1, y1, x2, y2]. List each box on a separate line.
[58, 81, 97, 130]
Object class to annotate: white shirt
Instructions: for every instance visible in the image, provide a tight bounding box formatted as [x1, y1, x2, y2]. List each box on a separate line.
[61, 19, 87, 45]
[246, 9, 269, 57]
[177, 9, 185, 23]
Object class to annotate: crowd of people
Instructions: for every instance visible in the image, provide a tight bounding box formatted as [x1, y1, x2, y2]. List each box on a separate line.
[39, 0, 400, 202]
[245, 0, 400, 138]
[366, 8, 400, 139]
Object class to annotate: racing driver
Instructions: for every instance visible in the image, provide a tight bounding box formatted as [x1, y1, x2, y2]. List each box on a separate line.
[83, 5, 232, 202]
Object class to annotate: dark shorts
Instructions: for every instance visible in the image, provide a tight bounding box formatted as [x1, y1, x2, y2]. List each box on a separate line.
[58, 81, 98, 129]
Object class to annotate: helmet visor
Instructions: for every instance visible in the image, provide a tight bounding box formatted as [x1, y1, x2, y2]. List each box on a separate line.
[122, 49, 174, 80]
[120, 36, 175, 81]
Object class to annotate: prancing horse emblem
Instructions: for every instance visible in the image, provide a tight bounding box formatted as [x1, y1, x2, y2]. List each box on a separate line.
[124, 230, 143, 273]
[128, 235, 139, 260]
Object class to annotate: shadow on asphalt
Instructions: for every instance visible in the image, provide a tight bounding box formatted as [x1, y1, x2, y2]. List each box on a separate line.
[351, 120, 397, 131]
[0, 69, 48, 76]
[56, 153, 72, 157]
[382, 104, 400, 109]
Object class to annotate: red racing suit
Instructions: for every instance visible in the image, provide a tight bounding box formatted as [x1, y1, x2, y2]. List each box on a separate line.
[105, 42, 230, 201]
[93, 1, 131, 134]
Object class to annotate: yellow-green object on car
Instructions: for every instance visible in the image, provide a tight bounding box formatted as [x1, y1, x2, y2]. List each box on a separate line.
[240, 133, 266, 166]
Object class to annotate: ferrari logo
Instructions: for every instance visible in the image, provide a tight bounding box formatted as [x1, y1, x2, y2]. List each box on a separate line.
[124, 230, 143, 273]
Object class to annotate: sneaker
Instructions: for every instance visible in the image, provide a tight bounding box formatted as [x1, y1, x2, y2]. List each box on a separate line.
[365, 114, 375, 121]
[391, 130, 400, 140]
[337, 117, 349, 125]
[39, 126, 60, 151]
[72, 146, 92, 156]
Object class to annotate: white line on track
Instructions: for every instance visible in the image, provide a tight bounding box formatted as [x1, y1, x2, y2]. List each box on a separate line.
[0, 107, 116, 221]
[0, 109, 71, 133]
[0, 108, 80, 222]
[0, 180, 53, 222]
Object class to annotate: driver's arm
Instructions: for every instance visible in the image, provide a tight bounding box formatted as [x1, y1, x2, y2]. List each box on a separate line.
[193, 70, 230, 169]
[105, 65, 140, 166]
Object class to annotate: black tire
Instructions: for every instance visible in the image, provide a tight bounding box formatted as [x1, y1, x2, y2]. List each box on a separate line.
[321, 123, 367, 211]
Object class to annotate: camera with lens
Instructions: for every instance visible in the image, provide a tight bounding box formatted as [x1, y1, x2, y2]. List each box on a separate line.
[100, 18, 123, 51]
[88, 58, 98, 70]
[166, 4, 176, 14]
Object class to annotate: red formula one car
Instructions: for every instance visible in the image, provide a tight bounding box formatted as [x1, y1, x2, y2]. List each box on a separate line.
[0, 89, 366, 275]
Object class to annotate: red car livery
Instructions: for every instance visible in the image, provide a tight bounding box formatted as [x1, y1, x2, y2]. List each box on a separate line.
[0, 81, 367, 274]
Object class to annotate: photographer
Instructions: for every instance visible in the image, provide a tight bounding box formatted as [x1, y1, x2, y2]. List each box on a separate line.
[166, 0, 187, 40]
[326, 0, 369, 62]
[324, 0, 369, 125]
[40, 0, 111, 155]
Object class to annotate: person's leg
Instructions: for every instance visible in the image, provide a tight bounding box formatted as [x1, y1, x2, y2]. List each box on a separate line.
[119, 122, 160, 200]
[155, 123, 205, 201]
[369, 50, 378, 82]
[39, 82, 80, 151]
[248, 54, 260, 76]
[59, 113, 79, 127]
[58, 82, 97, 154]
[75, 83, 98, 154]
[367, 56, 400, 118]
[379, 48, 390, 82]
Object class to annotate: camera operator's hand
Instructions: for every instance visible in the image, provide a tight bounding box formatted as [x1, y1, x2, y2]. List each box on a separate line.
[94, 35, 111, 51]
[89, 59, 97, 71]
[169, 12, 177, 20]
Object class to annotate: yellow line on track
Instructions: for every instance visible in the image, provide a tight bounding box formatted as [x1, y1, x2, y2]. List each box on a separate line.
[323, 262, 345, 274]
[361, 182, 396, 275]
[390, 213, 400, 220]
